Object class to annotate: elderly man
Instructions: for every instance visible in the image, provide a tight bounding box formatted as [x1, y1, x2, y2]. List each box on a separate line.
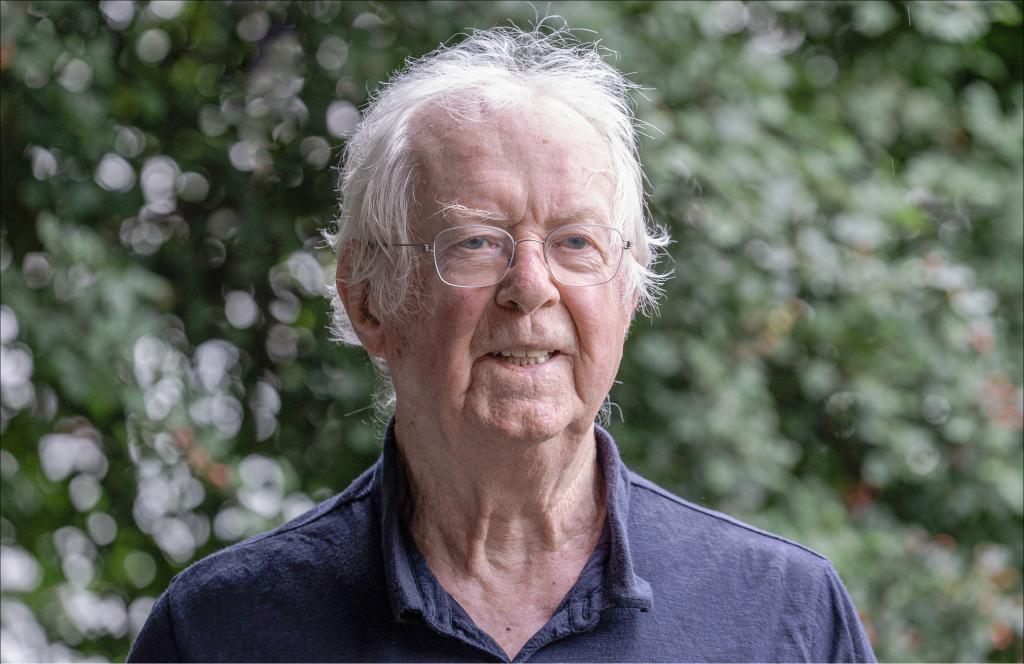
[130, 28, 875, 662]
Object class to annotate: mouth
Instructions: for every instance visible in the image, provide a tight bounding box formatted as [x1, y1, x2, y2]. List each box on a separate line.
[488, 349, 560, 367]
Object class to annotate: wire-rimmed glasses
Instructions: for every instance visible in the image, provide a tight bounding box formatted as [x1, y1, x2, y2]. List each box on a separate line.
[392, 224, 632, 288]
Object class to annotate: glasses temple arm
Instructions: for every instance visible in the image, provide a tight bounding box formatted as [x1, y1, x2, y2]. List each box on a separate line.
[389, 243, 432, 253]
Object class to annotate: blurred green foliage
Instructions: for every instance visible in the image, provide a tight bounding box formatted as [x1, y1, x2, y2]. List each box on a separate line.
[1, 1, 1021, 661]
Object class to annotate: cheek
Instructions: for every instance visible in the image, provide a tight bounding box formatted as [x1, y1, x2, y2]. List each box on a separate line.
[571, 293, 628, 375]
[440, 290, 487, 329]
[428, 290, 488, 352]
[408, 290, 490, 367]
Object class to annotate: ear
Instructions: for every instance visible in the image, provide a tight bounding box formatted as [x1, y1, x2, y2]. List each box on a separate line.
[335, 252, 388, 357]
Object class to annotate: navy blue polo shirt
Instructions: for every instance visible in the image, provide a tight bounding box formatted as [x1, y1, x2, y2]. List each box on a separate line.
[128, 424, 876, 662]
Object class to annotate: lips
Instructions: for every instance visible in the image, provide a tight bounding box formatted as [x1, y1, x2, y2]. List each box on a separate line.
[489, 349, 559, 367]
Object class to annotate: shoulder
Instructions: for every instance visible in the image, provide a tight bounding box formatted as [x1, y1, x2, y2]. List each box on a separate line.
[627, 470, 828, 558]
[167, 461, 380, 604]
[130, 462, 389, 661]
[625, 469, 833, 586]
[623, 469, 876, 662]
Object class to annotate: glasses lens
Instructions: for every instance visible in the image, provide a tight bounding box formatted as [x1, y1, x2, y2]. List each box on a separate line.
[434, 225, 513, 287]
[545, 224, 625, 286]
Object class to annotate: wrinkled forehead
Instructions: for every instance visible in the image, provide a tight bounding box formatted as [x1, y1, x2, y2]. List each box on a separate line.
[406, 95, 616, 233]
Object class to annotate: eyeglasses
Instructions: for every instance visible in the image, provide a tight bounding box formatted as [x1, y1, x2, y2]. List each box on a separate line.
[392, 224, 632, 288]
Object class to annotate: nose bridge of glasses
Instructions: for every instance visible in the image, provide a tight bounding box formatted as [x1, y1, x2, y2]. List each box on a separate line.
[508, 236, 549, 270]
[512, 237, 545, 253]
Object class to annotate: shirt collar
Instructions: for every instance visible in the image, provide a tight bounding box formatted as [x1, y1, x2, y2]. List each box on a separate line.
[376, 419, 425, 623]
[376, 419, 653, 628]
[593, 424, 654, 612]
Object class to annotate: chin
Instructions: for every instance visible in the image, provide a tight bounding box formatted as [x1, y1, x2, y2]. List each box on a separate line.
[469, 399, 574, 445]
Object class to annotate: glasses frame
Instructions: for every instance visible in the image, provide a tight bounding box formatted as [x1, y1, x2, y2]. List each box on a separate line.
[391, 223, 632, 289]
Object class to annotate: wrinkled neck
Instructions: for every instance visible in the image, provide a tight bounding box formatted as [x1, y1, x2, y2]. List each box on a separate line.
[395, 418, 605, 577]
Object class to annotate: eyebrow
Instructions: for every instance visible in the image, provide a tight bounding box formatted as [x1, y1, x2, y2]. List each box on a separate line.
[437, 202, 507, 224]
[551, 206, 609, 225]
[436, 202, 609, 227]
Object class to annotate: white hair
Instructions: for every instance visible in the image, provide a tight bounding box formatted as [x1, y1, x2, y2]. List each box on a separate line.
[325, 25, 670, 400]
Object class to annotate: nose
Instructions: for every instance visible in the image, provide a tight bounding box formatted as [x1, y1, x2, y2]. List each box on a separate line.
[495, 239, 560, 315]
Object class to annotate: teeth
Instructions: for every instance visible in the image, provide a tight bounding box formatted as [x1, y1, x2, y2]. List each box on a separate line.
[493, 350, 554, 366]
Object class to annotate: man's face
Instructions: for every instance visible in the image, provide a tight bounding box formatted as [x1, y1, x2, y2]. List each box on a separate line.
[378, 97, 633, 444]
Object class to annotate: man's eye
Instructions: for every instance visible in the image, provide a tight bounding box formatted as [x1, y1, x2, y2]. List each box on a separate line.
[459, 236, 489, 250]
[562, 235, 591, 250]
